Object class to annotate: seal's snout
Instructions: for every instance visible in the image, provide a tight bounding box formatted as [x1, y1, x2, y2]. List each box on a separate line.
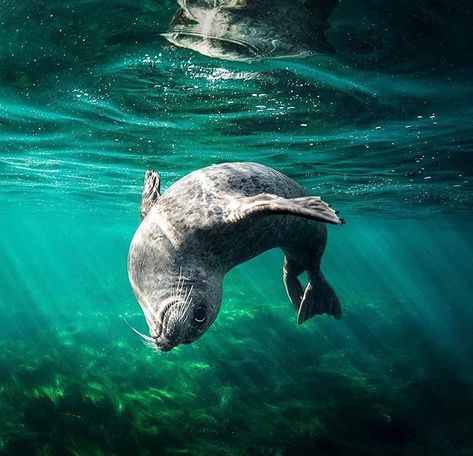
[155, 334, 178, 352]
[162, 323, 181, 346]
[151, 319, 182, 352]
[156, 339, 174, 352]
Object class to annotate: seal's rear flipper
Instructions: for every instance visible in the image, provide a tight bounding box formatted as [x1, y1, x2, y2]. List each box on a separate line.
[297, 272, 341, 324]
[283, 257, 305, 311]
[141, 170, 161, 220]
[227, 194, 343, 225]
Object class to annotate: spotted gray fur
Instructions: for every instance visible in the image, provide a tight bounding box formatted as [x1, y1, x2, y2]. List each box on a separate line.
[128, 162, 342, 352]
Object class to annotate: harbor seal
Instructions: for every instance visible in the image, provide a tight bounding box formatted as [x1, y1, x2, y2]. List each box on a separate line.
[128, 162, 343, 352]
[164, 0, 338, 60]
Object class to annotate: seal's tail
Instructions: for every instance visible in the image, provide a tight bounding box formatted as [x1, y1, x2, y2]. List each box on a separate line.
[297, 272, 341, 324]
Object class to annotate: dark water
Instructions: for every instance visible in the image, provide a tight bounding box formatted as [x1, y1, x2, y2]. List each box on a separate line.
[1, 1, 472, 454]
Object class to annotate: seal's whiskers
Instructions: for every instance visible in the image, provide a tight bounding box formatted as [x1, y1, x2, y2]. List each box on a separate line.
[124, 317, 156, 344]
[145, 341, 162, 353]
[124, 317, 165, 353]
[176, 268, 185, 299]
[179, 284, 194, 319]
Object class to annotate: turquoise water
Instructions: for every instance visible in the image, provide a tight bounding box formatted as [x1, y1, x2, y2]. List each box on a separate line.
[1, 1, 472, 454]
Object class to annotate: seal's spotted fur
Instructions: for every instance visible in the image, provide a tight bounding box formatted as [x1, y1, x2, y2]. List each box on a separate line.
[128, 162, 342, 352]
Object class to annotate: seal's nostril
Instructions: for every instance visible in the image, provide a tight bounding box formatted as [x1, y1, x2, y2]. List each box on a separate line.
[164, 325, 180, 344]
[157, 341, 173, 352]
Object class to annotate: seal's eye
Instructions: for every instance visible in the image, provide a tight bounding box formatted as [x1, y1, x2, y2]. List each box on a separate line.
[193, 307, 206, 323]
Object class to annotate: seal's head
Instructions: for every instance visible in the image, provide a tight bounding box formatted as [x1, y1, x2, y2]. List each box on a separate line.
[127, 222, 223, 351]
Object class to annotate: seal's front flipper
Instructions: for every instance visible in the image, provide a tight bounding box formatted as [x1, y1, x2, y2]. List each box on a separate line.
[297, 271, 341, 324]
[141, 170, 161, 220]
[227, 194, 343, 225]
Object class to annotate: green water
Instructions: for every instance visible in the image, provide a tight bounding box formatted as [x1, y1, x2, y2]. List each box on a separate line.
[1, 1, 472, 454]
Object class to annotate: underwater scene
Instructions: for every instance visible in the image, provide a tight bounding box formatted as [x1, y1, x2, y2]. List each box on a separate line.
[1, 0, 472, 454]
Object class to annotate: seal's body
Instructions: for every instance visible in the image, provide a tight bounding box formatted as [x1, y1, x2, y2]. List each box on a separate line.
[128, 162, 342, 351]
[164, 0, 338, 60]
